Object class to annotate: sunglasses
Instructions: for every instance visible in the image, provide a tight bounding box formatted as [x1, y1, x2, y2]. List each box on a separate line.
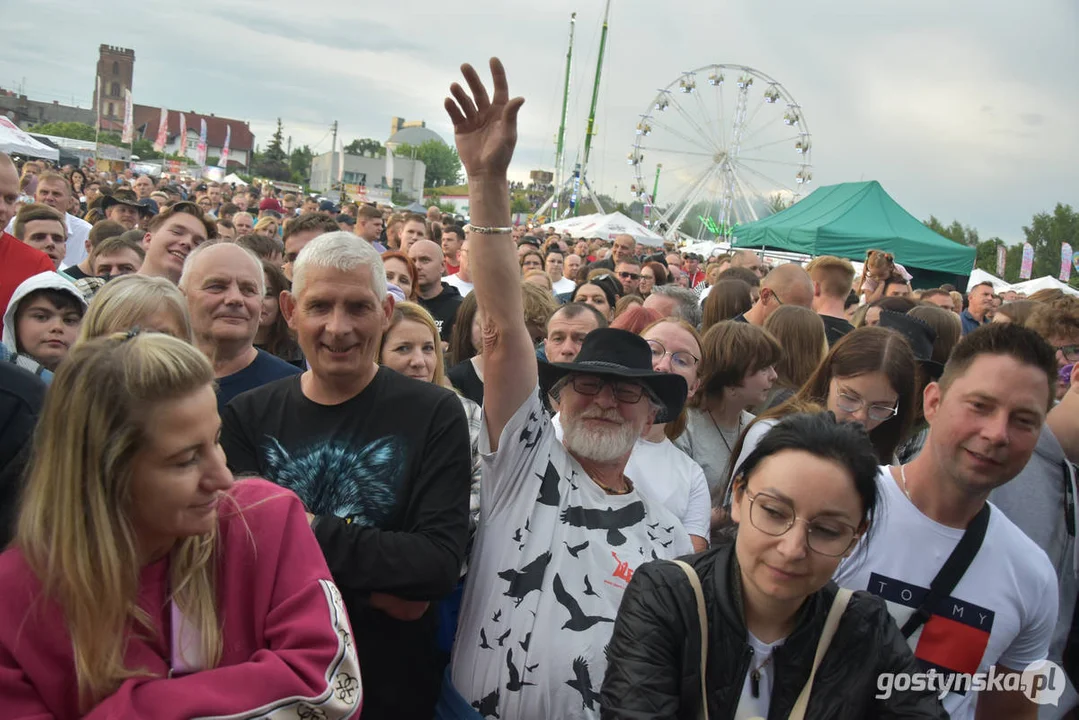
[618, 271, 641, 280]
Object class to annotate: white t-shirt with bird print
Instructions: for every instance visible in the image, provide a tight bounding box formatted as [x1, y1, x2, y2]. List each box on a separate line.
[451, 386, 692, 720]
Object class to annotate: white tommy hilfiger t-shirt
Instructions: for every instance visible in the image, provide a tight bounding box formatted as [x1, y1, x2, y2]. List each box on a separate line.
[835, 467, 1058, 720]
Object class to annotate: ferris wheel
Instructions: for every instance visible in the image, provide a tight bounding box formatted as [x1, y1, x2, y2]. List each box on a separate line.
[629, 64, 812, 242]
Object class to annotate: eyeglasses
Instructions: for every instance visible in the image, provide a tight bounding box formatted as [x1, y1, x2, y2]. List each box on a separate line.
[834, 388, 899, 422]
[743, 488, 859, 557]
[1054, 344, 1079, 363]
[646, 339, 699, 372]
[768, 288, 784, 306]
[567, 374, 647, 404]
[618, 271, 641, 280]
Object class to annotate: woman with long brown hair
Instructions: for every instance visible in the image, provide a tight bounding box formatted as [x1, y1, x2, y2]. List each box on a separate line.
[762, 305, 828, 410]
[0, 332, 360, 719]
[256, 260, 305, 367]
[724, 326, 919, 506]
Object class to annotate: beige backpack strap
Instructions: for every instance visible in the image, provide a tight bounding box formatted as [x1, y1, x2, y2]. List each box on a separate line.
[786, 587, 852, 720]
[672, 560, 709, 720]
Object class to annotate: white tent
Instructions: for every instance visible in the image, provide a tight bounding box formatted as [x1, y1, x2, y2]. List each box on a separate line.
[222, 173, 248, 186]
[966, 268, 1010, 292]
[1007, 276, 1079, 297]
[0, 117, 58, 161]
[543, 211, 663, 244]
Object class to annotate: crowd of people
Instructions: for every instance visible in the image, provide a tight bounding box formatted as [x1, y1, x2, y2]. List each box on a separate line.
[0, 57, 1077, 720]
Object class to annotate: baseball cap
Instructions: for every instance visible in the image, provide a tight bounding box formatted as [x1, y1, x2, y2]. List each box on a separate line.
[336, 214, 355, 226]
[319, 200, 338, 213]
[258, 197, 284, 213]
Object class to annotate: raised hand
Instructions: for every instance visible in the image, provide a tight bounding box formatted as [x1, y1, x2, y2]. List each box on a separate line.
[444, 57, 525, 181]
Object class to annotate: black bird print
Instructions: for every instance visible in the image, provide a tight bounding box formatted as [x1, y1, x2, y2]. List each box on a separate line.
[661, 539, 673, 548]
[560, 501, 646, 546]
[648, 521, 660, 530]
[479, 628, 493, 650]
[553, 573, 614, 631]
[647, 531, 658, 542]
[525, 662, 539, 673]
[565, 656, 602, 710]
[512, 528, 523, 543]
[564, 540, 590, 558]
[583, 575, 599, 597]
[663, 525, 675, 533]
[519, 413, 542, 449]
[496, 628, 512, 647]
[651, 548, 660, 561]
[519, 632, 532, 651]
[492, 609, 502, 623]
[498, 551, 553, 606]
[505, 649, 535, 691]
[536, 460, 561, 506]
[525, 518, 531, 532]
[472, 689, 500, 718]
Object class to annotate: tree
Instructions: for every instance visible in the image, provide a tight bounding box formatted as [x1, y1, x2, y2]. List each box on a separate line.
[289, 144, 315, 187]
[394, 140, 462, 188]
[27, 121, 99, 142]
[1022, 203, 1079, 282]
[510, 195, 531, 214]
[766, 193, 790, 216]
[344, 138, 386, 157]
[251, 118, 291, 181]
[924, 215, 979, 246]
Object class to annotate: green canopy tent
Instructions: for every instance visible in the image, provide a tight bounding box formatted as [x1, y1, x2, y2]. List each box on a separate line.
[732, 181, 975, 288]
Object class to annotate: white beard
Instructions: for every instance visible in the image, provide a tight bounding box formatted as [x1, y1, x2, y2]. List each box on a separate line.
[561, 407, 643, 463]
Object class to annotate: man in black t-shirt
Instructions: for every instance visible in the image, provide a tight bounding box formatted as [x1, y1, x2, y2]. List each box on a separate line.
[220, 231, 471, 720]
[806, 255, 856, 345]
[409, 239, 463, 346]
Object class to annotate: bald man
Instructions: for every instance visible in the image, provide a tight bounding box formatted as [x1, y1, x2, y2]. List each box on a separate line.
[179, 241, 299, 413]
[738, 262, 815, 326]
[730, 249, 765, 278]
[408, 239, 463, 344]
[0, 154, 54, 318]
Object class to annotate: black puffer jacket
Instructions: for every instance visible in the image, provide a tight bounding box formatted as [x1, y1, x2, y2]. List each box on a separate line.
[600, 544, 947, 719]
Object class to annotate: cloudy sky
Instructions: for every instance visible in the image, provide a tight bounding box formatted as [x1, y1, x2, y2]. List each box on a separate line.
[2, 0, 1075, 243]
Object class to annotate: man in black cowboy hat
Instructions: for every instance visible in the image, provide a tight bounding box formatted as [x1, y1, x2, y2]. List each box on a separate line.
[101, 188, 153, 231]
[445, 58, 694, 720]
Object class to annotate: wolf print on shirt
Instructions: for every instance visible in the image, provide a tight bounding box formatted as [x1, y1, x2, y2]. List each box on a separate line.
[261, 436, 405, 527]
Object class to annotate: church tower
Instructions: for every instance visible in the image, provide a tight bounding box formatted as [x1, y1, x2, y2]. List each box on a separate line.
[92, 45, 135, 129]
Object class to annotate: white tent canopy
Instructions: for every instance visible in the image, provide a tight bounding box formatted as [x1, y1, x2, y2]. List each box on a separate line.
[0, 117, 58, 161]
[542, 211, 663, 244]
[222, 173, 248, 186]
[1007, 275, 1079, 297]
[966, 268, 1010, 292]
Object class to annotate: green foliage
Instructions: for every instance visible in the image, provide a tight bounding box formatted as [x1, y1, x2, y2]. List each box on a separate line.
[1023, 203, 1079, 282]
[924, 215, 979, 246]
[510, 194, 532, 214]
[251, 118, 291, 181]
[391, 189, 413, 206]
[27, 121, 100, 142]
[394, 140, 461, 188]
[766, 193, 791, 216]
[344, 138, 386, 157]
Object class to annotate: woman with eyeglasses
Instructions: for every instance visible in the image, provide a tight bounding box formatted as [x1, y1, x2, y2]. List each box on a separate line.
[725, 326, 919, 508]
[635, 317, 711, 551]
[602, 413, 947, 719]
[673, 321, 781, 496]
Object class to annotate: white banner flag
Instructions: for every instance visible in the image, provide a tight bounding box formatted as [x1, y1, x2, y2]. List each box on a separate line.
[121, 89, 134, 144]
[385, 146, 394, 191]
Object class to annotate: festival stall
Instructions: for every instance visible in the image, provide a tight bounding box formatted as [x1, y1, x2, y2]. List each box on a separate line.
[0, 117, 59, 161]
[733, 180, 976, 288]
[543, 211, 663, 245]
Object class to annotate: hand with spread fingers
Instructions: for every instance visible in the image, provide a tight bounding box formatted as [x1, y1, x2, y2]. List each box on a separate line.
[444, 57, 525, 180]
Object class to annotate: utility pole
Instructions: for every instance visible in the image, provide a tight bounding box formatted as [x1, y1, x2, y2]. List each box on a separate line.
[287, 135, 292, 158]
[330, 120, 339, 191]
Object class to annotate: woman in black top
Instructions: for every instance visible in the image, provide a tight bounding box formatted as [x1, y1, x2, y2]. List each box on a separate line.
[602, 413, 946, 720]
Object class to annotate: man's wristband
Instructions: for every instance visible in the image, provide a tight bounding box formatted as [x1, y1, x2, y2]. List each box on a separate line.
[464, 224, 513, 235]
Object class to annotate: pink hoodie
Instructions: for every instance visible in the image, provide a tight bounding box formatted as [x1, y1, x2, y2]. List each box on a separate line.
[0, 478, 361, 719]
